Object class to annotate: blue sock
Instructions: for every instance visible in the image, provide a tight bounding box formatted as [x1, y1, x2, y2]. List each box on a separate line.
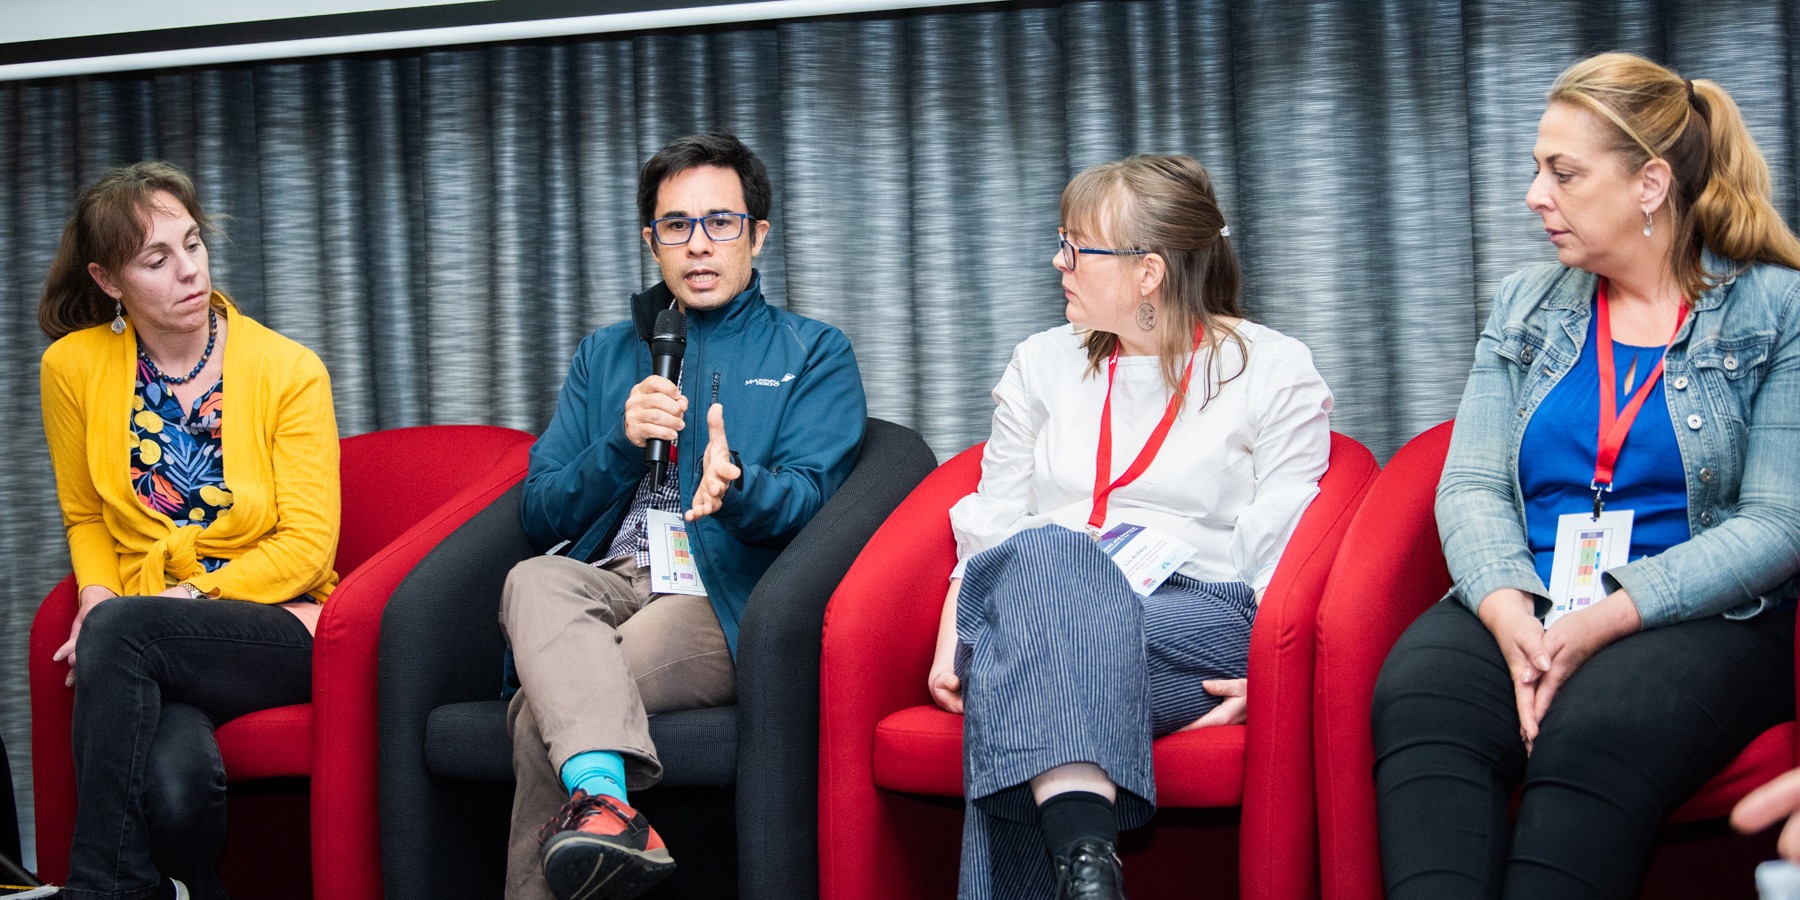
[560, 750, 629, 805]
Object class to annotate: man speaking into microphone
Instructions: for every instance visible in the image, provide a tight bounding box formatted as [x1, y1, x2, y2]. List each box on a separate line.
[498, 133, 866, 900]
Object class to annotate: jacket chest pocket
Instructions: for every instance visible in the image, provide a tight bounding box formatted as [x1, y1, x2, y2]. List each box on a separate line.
[1687, 334, 1773, 425]
[1495, 328, 1555, 385]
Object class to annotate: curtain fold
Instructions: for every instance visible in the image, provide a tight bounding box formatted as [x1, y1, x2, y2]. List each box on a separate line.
[2, 0, 1796, 870]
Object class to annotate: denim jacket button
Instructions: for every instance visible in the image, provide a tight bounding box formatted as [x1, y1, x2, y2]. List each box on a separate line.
[1672, 376, 1689, 390]
[1521, 346, 1534, 364]
[1701, 510, 1715, 526]
[1699, 467, 1714, 483]
[1724, 354, 1739, 371]
[1687, 414, 1704, 430]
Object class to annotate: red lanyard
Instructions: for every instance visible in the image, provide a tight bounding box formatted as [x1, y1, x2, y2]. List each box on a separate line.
[1592, 279, 1687, 513]
[1088, 328, 1203, 536]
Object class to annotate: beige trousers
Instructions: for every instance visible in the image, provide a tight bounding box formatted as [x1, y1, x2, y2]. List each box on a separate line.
[498, 553, 737, 900]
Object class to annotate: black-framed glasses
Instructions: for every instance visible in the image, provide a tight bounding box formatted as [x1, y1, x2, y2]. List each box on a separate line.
[650, 212, 755, 246]
[1057, 228, 1148, 271]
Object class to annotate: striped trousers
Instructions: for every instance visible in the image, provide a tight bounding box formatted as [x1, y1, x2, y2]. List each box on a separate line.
[956, 525, 1257, 899]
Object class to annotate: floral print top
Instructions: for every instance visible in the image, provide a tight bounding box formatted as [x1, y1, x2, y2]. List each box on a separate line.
[131, 357, 231, 573]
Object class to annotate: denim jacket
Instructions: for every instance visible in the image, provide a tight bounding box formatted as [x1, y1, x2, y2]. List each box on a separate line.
[1437, 255, 1800, 629]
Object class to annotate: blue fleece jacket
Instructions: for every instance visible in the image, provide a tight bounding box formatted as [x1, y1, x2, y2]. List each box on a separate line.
[520, 272, 866, 654]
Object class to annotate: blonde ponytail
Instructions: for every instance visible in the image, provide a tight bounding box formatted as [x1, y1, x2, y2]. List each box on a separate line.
[1687, 80, 1800, 276]
[1550, 53, 1800, 297]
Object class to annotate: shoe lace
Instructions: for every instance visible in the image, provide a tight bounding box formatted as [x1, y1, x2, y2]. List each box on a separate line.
[1052, 841, 1125, 898]
[537, 790, 641, 846]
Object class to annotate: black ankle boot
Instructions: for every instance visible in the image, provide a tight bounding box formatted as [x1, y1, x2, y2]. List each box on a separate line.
[1051, 837, 1128, 899]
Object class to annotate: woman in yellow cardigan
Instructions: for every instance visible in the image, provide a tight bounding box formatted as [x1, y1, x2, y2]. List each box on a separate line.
[36, 161, 338, 900]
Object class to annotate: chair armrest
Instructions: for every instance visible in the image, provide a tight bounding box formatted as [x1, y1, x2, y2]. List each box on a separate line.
[817, 443, 983, 896]
[314, 440, 529, 900]
[28, 576, 79, 884]
[377, 480, 541, 810]
[734, 418, 937, 900]
[379, 478, 541, 714]
[820, 444, 982, 733]
[1240, 432, 1379, 900]
[1314, 421, 1454, 900]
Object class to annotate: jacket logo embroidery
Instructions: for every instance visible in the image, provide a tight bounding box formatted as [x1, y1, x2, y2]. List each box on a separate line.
[744, 373, 796, 387]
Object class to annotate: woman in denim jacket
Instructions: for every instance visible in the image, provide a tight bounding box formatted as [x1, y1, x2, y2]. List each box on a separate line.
[1372, 52, 1800, 899]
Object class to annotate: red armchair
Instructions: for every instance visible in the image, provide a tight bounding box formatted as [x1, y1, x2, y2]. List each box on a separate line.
[1313, 420, 1793, 900]
[820, 432, 1378, 900]
[29, 424, 534, 899]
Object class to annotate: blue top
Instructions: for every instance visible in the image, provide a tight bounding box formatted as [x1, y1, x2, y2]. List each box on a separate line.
[1518, 304, 1691, 590]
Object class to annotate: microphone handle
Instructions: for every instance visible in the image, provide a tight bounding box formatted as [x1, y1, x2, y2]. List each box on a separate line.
[652, 353, 682, 383]
[645, 352, 683, 486]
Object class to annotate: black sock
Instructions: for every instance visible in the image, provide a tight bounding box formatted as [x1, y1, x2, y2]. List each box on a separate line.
[1037, 790, 1118, 857]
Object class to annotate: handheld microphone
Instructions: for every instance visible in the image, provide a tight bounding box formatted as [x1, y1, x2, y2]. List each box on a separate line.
[646, 308, 687, 487]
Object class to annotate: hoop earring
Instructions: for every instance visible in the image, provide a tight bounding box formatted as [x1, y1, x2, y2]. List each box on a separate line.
[1643, 209, 1654, 238]
[111, 301, 126, 334]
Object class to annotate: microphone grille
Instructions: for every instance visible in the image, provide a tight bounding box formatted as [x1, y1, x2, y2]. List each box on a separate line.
[653, 308, 687, 341]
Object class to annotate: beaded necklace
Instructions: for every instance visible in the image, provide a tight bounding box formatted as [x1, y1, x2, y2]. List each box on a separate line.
[138, 307, 218, 386]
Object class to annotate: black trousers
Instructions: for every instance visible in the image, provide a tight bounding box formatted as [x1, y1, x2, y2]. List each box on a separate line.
[65, 596, 313, 900]
[1371, 599, 1794, 900]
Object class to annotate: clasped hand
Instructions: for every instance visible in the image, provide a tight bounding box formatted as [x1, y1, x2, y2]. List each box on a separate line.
[623, 376, 740, 521]
[1478, 588, 1641, 752]
[54, 584, 190, 686]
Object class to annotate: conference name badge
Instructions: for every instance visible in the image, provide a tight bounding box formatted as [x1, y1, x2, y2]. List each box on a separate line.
[1545, 508, 1633, 627]
[1095, 522, 1196, 597]
[646, 509, 708, 596]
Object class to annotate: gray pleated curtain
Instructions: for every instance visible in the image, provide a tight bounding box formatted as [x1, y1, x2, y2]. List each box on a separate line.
[2, 0, 1796, 870]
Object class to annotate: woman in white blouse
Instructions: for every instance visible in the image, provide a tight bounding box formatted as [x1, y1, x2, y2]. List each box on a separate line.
[927, 154, 1333, 900]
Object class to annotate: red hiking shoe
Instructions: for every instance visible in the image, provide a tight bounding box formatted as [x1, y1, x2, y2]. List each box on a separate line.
[538, 790, 676, 900]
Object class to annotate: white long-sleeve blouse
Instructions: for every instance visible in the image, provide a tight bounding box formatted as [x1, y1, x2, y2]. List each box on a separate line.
[948, 321, 1333, 593]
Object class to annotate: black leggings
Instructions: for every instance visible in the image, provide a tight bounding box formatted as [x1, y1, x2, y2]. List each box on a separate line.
[1371, 600, 1794, 900]
[65, 596, 313, 900]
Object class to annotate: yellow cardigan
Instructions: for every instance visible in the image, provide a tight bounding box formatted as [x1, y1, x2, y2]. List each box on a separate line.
[41, 298, 341, 603]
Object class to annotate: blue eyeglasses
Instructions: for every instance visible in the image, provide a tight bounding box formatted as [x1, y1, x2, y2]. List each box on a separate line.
[650, 212, 755, 246]
[1058, 228, 1148, 270]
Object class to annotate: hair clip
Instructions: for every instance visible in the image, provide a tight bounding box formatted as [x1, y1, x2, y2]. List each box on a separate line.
[1219, 225, 1231, 237]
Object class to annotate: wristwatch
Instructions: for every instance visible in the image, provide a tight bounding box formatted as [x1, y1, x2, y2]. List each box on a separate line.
[178, 582, 206, 600]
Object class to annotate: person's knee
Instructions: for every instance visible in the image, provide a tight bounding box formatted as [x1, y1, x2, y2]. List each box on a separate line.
[74, 596, 168, 680]
[1530, 679, 1662, 778]
[1372, 617, 1499, 752]
[144, 711, 225, 838]
[1372, 644, 1439, 727]
[1007, 524, 1091, 559]
[79, 594, 163, 647]
[500, 555, 577, 628]
[983, 526, 1117, 620]
[620, 598, 735, 712]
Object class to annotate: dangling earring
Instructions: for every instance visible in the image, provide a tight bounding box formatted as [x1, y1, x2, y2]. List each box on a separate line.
[1136, 302, 1156, 332]
[110, 301, 126, 334]
[1643, 209, 1655, 238]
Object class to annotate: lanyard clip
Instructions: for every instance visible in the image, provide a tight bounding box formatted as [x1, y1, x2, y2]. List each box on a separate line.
[1590, 481, 1612, 520]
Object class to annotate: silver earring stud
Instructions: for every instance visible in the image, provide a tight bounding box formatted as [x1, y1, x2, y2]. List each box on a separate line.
[110, 301, 126, 334]
[1643, 210, 1654, 238]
